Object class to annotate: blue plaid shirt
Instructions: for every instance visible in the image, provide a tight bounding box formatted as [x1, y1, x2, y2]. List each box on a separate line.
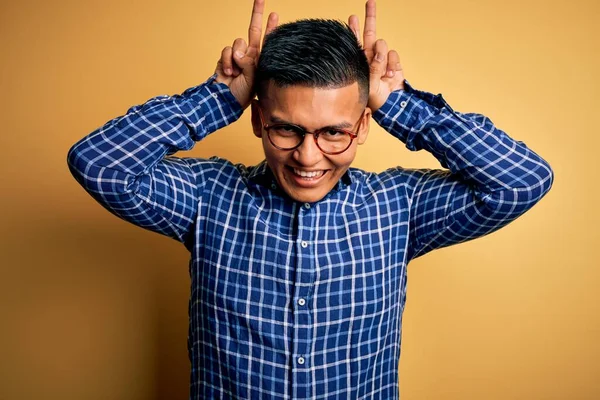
[67, 74, 553, 399]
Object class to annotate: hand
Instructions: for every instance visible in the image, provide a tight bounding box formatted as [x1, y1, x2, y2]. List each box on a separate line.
[349, 0, 405, 112]
[215, 0, 279, 110]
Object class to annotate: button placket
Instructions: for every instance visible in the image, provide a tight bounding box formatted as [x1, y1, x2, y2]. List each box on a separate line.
[292, 202, 314, 393]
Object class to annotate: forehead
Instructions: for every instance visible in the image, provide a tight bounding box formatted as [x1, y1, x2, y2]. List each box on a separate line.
[261, 82, 363, 125]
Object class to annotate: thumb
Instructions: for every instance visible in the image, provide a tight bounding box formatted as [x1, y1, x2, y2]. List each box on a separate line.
[234, 48, 257, 80]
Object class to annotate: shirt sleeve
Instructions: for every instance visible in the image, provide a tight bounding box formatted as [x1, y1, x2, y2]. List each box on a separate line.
[66, 74, 243, 248]
[372, 80, 554, 261]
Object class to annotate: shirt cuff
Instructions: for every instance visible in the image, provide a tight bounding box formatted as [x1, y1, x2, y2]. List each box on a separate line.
[205, 73, 244, 113]
[372, 79, 455, 134]
[180, 73, 244, 136]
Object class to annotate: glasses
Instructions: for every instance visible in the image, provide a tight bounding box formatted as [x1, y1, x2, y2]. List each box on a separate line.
[256, 104, 363, 155]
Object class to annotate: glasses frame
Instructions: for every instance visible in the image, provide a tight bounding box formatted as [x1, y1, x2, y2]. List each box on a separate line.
[256, 103, 363, 155]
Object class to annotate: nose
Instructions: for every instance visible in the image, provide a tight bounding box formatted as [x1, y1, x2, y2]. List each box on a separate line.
[292, 133, 322, 166]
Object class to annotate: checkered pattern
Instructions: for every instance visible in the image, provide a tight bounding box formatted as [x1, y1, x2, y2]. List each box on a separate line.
[67, 74, 553, 399]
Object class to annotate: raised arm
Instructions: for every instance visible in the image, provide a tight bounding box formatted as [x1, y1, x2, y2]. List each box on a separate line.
[66, 0, 278, 248]
[351, 0, 554, 260]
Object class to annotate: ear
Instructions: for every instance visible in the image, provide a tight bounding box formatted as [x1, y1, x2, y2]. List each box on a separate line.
[250, 100, 263, 139]
[356, 107, 371, 145]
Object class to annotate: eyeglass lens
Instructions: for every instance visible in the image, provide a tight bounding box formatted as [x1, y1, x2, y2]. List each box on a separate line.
[268, 125, 352, 153]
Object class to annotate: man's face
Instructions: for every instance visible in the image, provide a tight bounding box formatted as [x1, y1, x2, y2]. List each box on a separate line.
[251, 81, 371, 203]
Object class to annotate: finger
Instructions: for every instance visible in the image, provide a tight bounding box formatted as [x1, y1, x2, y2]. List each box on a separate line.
[363, 0, 377, 60]
[231, 38, 248, 76]
[221, 46, 233, 76]
[263, 12, 279, 47]
[215, 60, 232, 83]
[247, 0, 265, 55]
[386, 50, 400, 78]
[348, 15, 360, 42]
[369, 39, 388, 80]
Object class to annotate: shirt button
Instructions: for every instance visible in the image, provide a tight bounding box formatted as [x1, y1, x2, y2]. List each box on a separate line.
[212, 93, 218, 99]
[271, 184, 277, 190]
[400, 101, 407, 108]
[301, 241, 308, 248]
[298, 298, 306, 306]
[297, 357, 305, 365]
[303, 203, 311, 209]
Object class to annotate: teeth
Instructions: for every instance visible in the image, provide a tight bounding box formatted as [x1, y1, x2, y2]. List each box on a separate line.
[294, 168, 324, 178]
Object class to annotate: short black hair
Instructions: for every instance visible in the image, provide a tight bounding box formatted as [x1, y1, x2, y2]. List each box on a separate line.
[255, 19, 370, 104]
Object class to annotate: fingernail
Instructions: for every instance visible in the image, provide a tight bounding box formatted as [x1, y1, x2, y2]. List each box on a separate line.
[375, 52, 383, 62]
[225, 68, 232, 75]
[387, 70, 395, 77]
[235, 51, 245, 59]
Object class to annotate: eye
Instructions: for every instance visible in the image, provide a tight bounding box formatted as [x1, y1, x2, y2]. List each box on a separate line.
[321, 129, 346, 137]
[323, 129, 344, 136]
[271, 124, 304, 137]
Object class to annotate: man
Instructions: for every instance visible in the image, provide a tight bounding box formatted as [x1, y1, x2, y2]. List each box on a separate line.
[67, 0, 554, 398]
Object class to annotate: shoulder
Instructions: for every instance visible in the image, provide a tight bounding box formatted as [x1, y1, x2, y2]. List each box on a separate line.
[177, 156, 246, 174]
[172, 156, 261, 186]
[348, 166, 436, 191]
[343, 166, 455, 206]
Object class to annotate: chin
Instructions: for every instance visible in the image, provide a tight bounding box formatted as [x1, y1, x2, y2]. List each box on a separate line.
[288, 192, 326, 203]
[286, 183, 339, 202]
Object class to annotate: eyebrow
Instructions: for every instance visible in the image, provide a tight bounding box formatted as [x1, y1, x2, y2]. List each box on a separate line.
[269, 115, 354, 130]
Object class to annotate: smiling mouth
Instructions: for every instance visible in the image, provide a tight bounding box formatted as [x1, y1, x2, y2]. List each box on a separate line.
[287, 167, 328, 184]
[293, 168, 325, 179]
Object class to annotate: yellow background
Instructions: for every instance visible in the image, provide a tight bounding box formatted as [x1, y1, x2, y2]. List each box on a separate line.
[1, 0, 598, 398]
